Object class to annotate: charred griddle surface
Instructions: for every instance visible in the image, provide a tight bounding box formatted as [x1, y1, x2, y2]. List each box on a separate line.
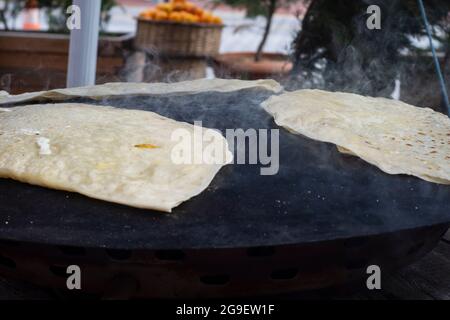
[0, 88, 449, 250]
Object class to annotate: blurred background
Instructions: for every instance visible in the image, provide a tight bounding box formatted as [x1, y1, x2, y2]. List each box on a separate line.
[1, 0, 450, 113]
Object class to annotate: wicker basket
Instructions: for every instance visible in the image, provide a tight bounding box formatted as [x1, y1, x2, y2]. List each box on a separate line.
[135, 19, 223, 58]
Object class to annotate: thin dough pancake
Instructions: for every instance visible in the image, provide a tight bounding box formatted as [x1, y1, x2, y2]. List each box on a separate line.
[0, 104, 233, 212]
[262, 89, 450, 184]
[0, 79, 283, 105]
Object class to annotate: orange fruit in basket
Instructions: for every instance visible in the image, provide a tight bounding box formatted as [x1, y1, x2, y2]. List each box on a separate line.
[188, 13, 199, 23]
[156, 3, 173, 13]
[199, 12, 213, 24]
[176, 11, 185, 20]
[212, 16, 223, 25]
[154, 10, 169, 21]
[179, 12, 191, 22]
[195, 7, 205, 16]
[184, 2, 197, 14]
[168, 11, 182, 22]
[138, 0, 222, 25]
[172, 2, 186, 12]
[139, 9, 154, 20]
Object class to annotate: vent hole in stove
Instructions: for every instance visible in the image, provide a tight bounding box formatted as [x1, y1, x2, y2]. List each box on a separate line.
[246, 246, 275, 257]
[105, 249, 132, 261]
[155, 250, 185, 261]
[0, 254, 16, 269]
[200, 275, 230, 286]
[270, 268, 298, 280]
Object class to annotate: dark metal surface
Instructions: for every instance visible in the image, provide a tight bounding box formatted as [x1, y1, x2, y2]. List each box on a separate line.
[0, 88, 449, 250]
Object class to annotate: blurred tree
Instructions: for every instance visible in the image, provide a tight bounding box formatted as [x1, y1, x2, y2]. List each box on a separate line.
[290, 0, 450, 101]
[0, 0, 27, 30]
[215, 0, 297, 61]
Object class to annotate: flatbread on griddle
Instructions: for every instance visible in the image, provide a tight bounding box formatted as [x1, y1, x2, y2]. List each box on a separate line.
[0, 104, 233, 212]
[0, 79, 283, 105]
[262, 89, 450, 184]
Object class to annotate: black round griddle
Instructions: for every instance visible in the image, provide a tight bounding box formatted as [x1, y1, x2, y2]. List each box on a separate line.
[0, 88, 449, 251]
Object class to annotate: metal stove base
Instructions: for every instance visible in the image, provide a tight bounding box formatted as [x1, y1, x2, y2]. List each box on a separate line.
[0, 224, 447, 299]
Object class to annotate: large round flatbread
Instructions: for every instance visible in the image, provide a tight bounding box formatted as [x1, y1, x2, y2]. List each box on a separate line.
[0, 79, 283, 105]
[0, 104, 233, 212]
[262, 89, 450, 184]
